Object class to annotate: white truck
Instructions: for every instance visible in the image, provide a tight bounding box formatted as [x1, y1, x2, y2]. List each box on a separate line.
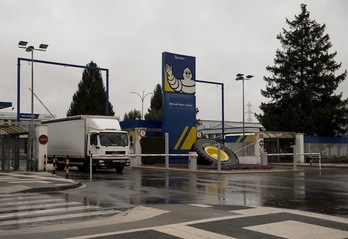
[42, 115, 130, 173]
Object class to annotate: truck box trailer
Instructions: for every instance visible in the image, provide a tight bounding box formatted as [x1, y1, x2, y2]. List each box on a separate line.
[42, 115, 130, 172]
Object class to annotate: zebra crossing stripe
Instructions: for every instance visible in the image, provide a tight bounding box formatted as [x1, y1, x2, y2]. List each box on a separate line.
[8, 180, 52, 184]
[0, 194, 52, 202]
[0, 209, 120, 226]
[0, 193, 124, 230]
[0, 198, 64, 207]
[0, 201, 81, 213]
[155, 224, 233, 239]
[0, 205, 101, 220]
[0, 192, 41, 198]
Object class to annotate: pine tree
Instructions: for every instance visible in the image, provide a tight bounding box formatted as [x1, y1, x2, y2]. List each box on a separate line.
[144, 83, 162, 120]
[257, 4, 348, 137]
[67, 61, 115, 117]
[123, 109, 141, 120]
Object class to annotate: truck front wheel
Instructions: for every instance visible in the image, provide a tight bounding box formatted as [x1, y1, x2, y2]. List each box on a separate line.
[115, 166, 124, 173]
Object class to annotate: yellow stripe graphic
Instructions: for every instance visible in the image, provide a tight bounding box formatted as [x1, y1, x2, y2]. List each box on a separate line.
[174, 126, 189, 150]
[236, 135, 256, 143]
[181, 127, 196, 150]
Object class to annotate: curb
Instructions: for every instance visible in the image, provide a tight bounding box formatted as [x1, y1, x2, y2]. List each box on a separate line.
[131, 166, 297, 174]
[20, 181, 83, 193]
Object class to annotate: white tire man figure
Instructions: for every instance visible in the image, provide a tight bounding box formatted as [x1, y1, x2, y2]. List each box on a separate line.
[165, 64, 195, 94]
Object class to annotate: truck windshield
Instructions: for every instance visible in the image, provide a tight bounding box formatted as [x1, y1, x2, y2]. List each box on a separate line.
[99, 132, 128, 147]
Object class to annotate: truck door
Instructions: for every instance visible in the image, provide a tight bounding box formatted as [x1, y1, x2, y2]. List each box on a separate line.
[88, 133, 100, 156]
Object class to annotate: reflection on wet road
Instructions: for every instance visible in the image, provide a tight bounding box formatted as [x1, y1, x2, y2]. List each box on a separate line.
[59, 167, 348, 218]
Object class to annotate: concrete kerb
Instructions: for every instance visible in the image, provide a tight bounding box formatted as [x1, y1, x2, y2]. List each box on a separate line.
[21, 181, 83, 193]
[131, 165, 298, 174]
[131, 162, 348, 174]
[0, 170, 82, 194]
[272, 163, 348, 169]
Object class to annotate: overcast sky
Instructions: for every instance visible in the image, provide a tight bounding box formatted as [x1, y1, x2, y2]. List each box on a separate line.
[1, 0, 347, 122]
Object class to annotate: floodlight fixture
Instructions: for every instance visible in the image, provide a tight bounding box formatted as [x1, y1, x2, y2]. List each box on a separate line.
[236, 73, 244, 81]
[235, 73, 254, 135]
[18, 41, 28, 48]
[39, 44, 49, 51]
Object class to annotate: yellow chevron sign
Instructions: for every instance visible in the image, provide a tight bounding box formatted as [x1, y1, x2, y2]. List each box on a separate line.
[235, 134, 256, 143]
[174, 126, 197, 150]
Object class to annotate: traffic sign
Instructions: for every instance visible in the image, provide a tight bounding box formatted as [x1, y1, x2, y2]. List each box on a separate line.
[259, 139, 264, 147]
[139, 129, 146, 137]
[39, 134, 48, 145]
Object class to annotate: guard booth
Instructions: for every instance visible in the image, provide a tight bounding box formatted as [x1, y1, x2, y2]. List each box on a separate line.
[0, 125, 28, 171]
[225, 131, 304, 164]
[262, 132, 304, 163]
[120, 120, 163, 166]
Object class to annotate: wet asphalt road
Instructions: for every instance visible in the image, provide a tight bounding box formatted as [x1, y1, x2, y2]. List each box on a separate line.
[53, 166, 348, 218]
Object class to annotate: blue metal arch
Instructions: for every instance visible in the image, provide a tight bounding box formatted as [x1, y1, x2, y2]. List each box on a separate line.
[17, 57, 110, 122]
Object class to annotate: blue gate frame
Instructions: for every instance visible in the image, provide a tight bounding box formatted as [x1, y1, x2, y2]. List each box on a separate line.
[16, 57, 110, 122]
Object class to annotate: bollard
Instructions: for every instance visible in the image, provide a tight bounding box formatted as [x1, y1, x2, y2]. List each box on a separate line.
[44, 154, 47, 172]
[89, 154, 93, 180]
[165, 133, 169, 169]
[261, 152, 268, 165]
[188, 152, 197, 171]
[52, 156, 56, 174]
[65, 156, 69, 179]
[217, 143, 221, 173]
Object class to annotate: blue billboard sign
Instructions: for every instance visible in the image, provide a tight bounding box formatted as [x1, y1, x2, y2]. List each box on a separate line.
[19, 113, 40, 119]
[162, 52, 196, 163]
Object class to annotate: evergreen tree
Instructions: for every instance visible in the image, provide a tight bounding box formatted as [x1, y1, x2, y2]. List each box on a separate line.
[67, 61, 115, 116]
[257, 4, 348, 137]
[144, 83, 162, 120]
[123, 109, 141, 120]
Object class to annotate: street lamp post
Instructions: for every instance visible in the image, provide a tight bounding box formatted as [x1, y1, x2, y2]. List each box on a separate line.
[130, 91, 153, 120]
[236, 73, 253, 135]
[18, 41, 48, 168]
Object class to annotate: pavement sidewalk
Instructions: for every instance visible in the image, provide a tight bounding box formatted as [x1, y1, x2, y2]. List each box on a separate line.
[0, 170, 81, 194]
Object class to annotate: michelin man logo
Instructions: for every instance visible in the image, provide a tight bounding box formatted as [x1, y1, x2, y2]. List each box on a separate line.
[165, 64, 196, 94]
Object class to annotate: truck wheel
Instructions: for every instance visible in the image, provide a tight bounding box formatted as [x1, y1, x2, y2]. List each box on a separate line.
[192, 139, 239, 166]
[56, 163, 65, 171]
[78, 165, 87, 172]
[115, 166, 124, 173]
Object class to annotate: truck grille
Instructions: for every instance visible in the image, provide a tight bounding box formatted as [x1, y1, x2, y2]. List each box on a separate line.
[105, 151, 126, 155]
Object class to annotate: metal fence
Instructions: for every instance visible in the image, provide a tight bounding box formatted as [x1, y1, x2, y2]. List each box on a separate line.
[305, 143, 348, 162]
[0, 124, 28, 171]
[0, 136, 19, 170]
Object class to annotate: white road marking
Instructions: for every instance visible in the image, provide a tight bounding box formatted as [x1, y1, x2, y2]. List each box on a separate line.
[188, 204, 213, 208]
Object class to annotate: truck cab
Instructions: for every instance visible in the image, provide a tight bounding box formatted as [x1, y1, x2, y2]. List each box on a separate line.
[88, 130, 130, 172]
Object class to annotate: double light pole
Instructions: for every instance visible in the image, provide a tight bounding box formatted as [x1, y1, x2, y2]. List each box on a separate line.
[130, 91, 153, 120]
[236, 73, 253, 136]
[18, 41, 48, 164]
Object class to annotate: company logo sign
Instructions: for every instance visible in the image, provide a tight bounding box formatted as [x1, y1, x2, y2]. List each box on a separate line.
[162, 52, 196, 162]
